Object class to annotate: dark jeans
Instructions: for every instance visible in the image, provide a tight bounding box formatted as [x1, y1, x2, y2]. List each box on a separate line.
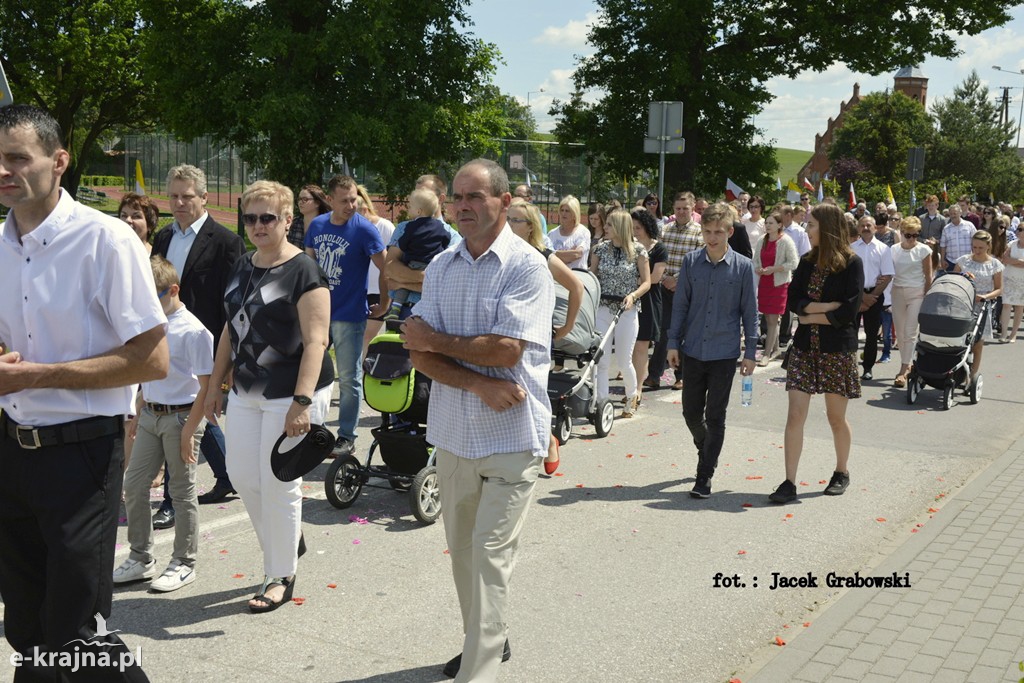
[648, 287, 682, 384]
[681, 355, 737, 479]
[163, 423, 229, 509]
[0, 420, 150, 682]
[857, 292, 884, 371]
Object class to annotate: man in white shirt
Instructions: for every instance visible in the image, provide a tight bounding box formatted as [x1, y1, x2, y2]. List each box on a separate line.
[779, 205, 811, 346]
[851, 215, 894, 380]
[0, 104, 165, 681]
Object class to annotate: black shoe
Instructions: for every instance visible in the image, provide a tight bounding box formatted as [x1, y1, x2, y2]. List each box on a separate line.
[197, 481, 237, 504]
[443, 639, 511, 678]
[152, 507, 175, 529]
[690, 476, 711, 499]
[768, 480, 797, 504]
[861, 370, 873, 381]
[298, 532, 306, 559]
[334, 439, 355, 457]
[824, 471, 850, 496]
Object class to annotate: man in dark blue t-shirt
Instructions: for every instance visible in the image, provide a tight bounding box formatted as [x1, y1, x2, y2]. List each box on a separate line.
[305, 175, 388, 453]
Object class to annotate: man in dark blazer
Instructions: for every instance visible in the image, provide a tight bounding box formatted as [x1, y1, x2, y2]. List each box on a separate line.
[151, 164, 245, 527]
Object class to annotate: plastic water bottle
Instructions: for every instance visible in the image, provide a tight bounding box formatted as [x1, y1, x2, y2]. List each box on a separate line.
[741, 375, 753, 407]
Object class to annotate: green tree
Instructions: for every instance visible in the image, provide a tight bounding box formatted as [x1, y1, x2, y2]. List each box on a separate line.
[928, 70, 1023, 199]
[828, 91, 933, 182]
[552, 0, 1015, 198]
[142, 0, 509, 195]
[0, 0, 155, 196]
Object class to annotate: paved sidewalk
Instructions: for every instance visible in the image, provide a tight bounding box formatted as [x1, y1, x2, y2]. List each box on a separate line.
[745, 435, 1024, 683]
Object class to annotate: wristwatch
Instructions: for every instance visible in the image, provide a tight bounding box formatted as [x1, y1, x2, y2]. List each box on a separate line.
[292, 394, 312, 406]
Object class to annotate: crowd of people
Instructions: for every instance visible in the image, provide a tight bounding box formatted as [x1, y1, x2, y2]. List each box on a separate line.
[2, 99, 1020, 681]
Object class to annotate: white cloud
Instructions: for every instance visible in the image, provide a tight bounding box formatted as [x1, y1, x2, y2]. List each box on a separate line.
[947, 27, 1021, 74]
[533, 11, 599, 48]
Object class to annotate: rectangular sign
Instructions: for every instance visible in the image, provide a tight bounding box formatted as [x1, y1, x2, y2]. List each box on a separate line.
[647, 101, 683, 139]
[644, 138, 685, 154]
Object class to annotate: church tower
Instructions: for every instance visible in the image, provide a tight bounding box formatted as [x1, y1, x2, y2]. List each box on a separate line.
[894, 66, 928, 107]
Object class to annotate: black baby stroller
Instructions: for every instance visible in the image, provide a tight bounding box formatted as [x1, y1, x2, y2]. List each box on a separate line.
[906, 273, 991, 410]
[323, 330, 441, 524]
[548, 269, 619, 444]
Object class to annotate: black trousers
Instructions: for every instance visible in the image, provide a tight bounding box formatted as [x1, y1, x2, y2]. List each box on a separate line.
[857, 292, 884, 372]
[681, 355, 737, 479]
[648, 287, 682, 384]
[0, 421, 149, 682]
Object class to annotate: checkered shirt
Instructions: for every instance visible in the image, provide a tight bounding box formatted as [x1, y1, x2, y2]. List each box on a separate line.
[940, 221, 978, 263]
[413, 225, 554, 459]
[660, 220, 704, 277]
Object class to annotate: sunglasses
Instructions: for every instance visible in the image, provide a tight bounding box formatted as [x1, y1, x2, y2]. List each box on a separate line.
[903, 233, 920, 239]
[242, 213, 280, 226]
[508, 217, 531, 225]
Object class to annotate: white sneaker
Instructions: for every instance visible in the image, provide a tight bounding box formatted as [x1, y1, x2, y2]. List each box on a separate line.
[150, 560, 196, 593]
[112, 558, 156, 584]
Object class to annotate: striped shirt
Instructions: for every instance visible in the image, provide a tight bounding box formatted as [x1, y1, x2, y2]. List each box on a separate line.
[940, 221, 977, 263]
[414, 225, 554, 459]
[660, 220, 704, 277]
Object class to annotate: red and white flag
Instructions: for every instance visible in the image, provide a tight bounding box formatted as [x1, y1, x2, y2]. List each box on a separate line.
[848, 182, 857, 209]
[725, 178, 745, 202]
[942, 181, 948, 203]
[803, 177, 815, 192]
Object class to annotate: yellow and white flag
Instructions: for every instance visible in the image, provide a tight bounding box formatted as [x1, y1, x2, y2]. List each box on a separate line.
[134, 160, 146, 194]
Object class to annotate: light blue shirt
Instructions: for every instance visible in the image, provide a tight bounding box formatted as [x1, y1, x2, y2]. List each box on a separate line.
[166, 213, 206, 276]
[667, 247, 759, 362]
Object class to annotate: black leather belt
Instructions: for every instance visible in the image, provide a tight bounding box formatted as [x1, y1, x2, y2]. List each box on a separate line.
[3, 414, 123, 451]
[145, 402, 194, 415]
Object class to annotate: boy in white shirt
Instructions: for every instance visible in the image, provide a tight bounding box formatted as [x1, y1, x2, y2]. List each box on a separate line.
[114, 256, 214, 592]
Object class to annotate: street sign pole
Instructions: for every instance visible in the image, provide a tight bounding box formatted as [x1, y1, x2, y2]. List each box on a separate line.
[645, 101, 684, 207]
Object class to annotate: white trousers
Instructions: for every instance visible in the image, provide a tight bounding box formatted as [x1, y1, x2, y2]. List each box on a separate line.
[891, 285, 924, 367]
[225, 386, 331, 578]
[596, 305, 639, 400]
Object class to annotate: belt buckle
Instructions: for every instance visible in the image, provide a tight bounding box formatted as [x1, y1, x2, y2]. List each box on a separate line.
[15, 425, 42, 450]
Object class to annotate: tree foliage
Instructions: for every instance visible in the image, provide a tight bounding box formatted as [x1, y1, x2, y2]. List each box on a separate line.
[0, 0, 155, 195]
[141, 0, 511, 194]
[552, 0, 1016, 199]
[928, 70, 1022, 200]
[828, 91, 933, 182]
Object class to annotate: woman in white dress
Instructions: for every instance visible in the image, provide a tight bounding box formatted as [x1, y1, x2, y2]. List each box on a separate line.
[999, 224, 1024, 342]
[953, 230, 1004, 382]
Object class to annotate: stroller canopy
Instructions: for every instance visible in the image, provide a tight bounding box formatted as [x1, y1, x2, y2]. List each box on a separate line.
[918, 274, 977, 339]
[553, 268, 601, 356]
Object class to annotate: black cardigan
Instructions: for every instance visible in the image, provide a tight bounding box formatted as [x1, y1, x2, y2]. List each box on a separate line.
[788, 254, 865, 353]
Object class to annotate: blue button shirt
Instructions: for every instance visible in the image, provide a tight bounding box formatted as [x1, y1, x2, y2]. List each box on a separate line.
[667, 247, 758, 362]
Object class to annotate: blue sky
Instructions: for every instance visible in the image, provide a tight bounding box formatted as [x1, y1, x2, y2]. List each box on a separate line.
[467, 2, 1024, 153]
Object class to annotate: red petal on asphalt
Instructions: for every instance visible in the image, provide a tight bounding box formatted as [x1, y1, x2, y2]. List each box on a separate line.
[291, 597, 305, 605]
[782, 624, 789, 628]
[916, 523, 923, 527]
[818, 480, 827, 484]
[745, 475, 763, 480]
[302, 485, 311, 490]
[799, 481, 808, 486]
[774, 636, 786, 646]
[876, 518, 887, 522]
[219, 549, 229, 554]
[614, 484, 623, 488]
[928, 508, 939, 513]
[936, 477, 945, 481]
[575, 484, 585, 488]
[443, 549, 450, 554]
[747, 458, 755, 461]
[916, 411, 925, 414]
[554, 472, 565, 477]
[785, 513, 794, 518]
[232, 573, 244, 579]
[327, 583, 337, 589]
[626, 454, 634, 458]
[730, 679, 742, 683]
[352, 539, 361, 545]
[803, 622, 811, 627]
[742, 503, 753, 507]
[737, 550, 746, 555]
[911, 529, 918, 533]
[647, 433, 659, 436]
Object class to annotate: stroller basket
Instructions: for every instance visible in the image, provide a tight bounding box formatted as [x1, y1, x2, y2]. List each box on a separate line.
[371, 426, 432, 476]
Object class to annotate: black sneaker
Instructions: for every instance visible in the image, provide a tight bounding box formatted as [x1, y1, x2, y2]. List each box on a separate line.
[443, 639, 511, 678]
[690, 476, 712, 499]
[861, 370, 873, 381]
[768, 480, 797, 504]
[824, 471, 850, 496]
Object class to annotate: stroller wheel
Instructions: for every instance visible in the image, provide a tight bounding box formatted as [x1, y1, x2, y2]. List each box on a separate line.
[554, 414, 572, 446]
[409, 466, 441, 524]
[593, 398, 615, 438]
[941, 384, 954, 411]
[906, 371, 919, 405]
[325, 455, 363, 509]
[969, 374, 983, 404]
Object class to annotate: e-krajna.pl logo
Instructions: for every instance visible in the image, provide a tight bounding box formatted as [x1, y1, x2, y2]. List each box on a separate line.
[8, 613, 142, 673]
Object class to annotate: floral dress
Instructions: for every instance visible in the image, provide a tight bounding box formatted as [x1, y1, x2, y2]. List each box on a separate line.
[786, 265, 862, 398]
[593, 240, 648, 314]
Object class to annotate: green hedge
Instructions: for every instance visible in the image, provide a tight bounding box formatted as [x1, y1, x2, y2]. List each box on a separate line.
[80, 175, 124, 187]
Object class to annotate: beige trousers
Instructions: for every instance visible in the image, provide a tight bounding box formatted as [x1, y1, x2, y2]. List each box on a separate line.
[437, 448, 540, 683]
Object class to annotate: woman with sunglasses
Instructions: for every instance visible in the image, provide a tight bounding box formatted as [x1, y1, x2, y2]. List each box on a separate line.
[999, 223, 1024, 342]
[642, 193, 664, 225]
[205, 181, 334, 613]
[889, 216, 933, 387]
[289, 184, 331, 248]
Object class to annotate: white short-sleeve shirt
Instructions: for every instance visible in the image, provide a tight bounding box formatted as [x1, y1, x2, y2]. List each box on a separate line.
[0, 190, 167, 425]
[548, 224, 591, 270]
[140, 305, 213, 405]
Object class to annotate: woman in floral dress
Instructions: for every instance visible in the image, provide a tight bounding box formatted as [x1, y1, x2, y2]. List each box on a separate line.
[769, 204, 864, 504]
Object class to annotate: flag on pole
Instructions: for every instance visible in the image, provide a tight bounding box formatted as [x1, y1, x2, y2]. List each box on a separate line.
[776, 177, 783, 191]
[885, 184, 896, 209]
[817, 182, 824, 203]
[134, 160, 146, 194]
[989, 191, 995, 204]
[848, 182, 857, 210]
[942, 182, 948, 203]
[785, 181, 801, 203]
[725, 178, 745, 202]
[802, 177, 815, 192]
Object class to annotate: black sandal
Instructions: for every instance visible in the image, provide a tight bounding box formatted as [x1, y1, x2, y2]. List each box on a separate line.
[249, 575, 295, 613]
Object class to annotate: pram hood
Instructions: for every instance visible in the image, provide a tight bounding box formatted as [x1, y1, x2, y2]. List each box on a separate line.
[553, 268, 601, 356]
[918, 274, 977, 339]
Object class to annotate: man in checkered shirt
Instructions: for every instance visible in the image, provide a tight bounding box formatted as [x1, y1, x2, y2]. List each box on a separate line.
[647, 191, 704, 391]
[940, 204, 977, 270]
[402, 159, 554, 682]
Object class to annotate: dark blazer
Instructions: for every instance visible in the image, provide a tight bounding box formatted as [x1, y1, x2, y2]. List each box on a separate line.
[153, 215, 246, 347]
[788, 254, 865, 353]
[729, 221, 753, 259]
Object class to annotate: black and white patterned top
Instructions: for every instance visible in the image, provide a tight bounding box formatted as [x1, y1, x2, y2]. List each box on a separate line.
[593, 240, 648, 313]
[224, 252, 335, 400]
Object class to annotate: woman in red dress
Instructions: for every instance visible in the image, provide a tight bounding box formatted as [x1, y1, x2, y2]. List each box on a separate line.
[754, 211, 800, 366]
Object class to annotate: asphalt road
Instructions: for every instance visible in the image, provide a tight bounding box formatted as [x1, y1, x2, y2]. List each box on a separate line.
[1, 337, 1021, 683]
